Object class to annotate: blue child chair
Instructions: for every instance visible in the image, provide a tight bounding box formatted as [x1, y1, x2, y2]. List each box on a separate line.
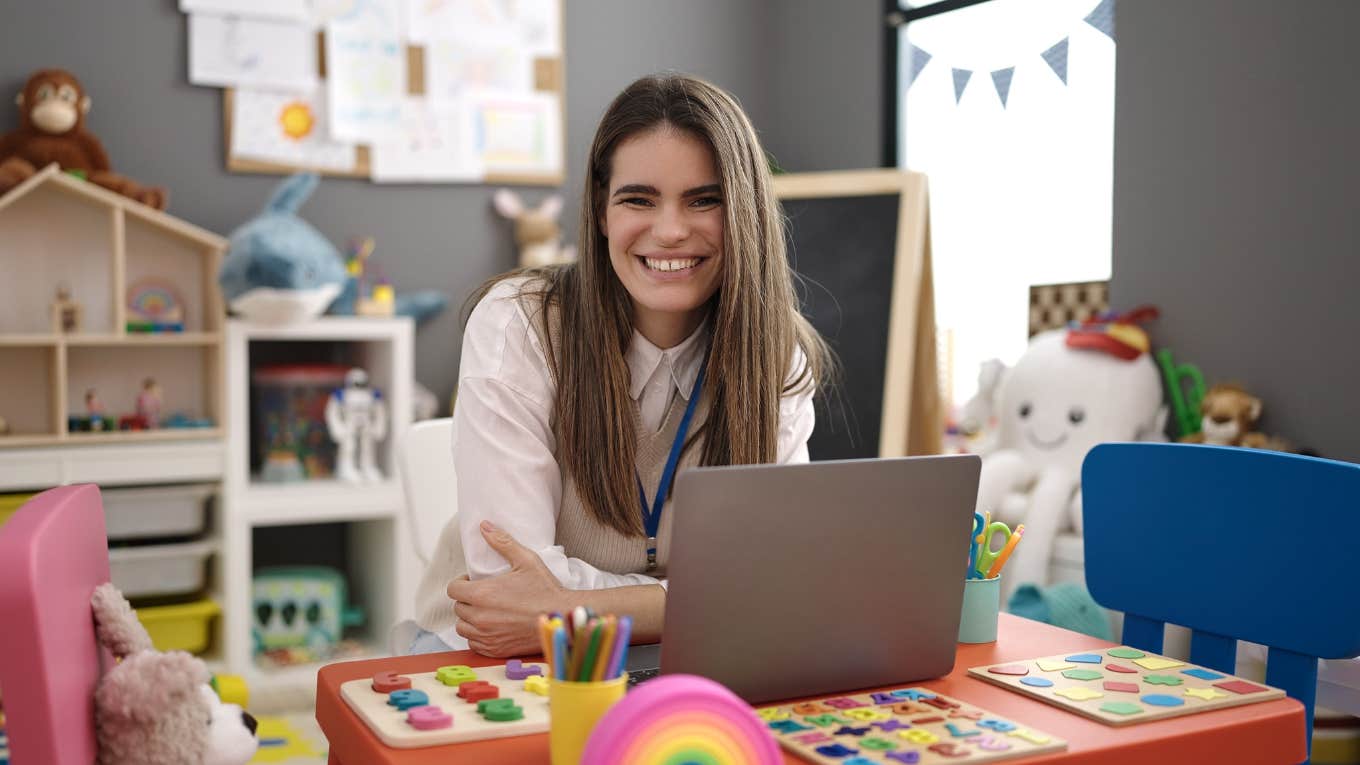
[1083, 442, 1360, 764]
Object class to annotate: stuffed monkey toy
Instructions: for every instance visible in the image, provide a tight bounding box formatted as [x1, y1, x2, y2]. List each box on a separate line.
[0, 69, 167, 209]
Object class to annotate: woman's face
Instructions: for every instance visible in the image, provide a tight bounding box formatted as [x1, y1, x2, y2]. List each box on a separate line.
[601, 126, 725, 347]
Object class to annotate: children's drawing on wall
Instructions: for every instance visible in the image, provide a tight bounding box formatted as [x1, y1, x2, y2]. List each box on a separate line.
[231, 86, 357, 172]
[470, 92, 560, 175]
[188, 12, 317, 91]
[371, 97, 483, 182]
[325, 0, 405, 142]
[426, 40, 534, 102]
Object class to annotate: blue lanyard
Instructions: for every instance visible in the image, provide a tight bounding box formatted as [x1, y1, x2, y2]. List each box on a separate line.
[636, 360, 707, 571]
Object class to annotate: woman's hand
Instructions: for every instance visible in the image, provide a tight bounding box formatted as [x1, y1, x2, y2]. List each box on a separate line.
[448, 521, 566, 657]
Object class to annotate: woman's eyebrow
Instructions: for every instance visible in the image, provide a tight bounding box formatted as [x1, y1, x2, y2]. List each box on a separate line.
[682, 184, 722, 197]
[612, 184, 658, 197]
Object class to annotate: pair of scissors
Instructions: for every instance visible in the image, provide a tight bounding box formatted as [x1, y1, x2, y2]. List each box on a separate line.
[974, 518, 1015, 579]
[967, 512, 984, 579]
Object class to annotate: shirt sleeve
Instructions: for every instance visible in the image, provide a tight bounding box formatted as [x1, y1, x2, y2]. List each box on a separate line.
[453, 281, 662, 590]
[776, 344, 816, 465]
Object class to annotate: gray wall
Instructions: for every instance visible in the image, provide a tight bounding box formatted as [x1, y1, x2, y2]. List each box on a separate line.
[0, 0, 883, 407]
[1112, 1, 1360, 461]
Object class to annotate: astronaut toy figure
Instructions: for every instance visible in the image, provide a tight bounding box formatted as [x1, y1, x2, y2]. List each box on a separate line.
[325, 368, 388, 483]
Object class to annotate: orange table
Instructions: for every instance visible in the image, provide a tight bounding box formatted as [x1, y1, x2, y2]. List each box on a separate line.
[316, 613, 1306, 764]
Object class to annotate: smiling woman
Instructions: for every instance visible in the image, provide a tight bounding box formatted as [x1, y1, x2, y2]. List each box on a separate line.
[408, 74, 836, 658]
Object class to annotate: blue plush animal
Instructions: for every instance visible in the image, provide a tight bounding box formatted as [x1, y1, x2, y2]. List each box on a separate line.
[218, 173, 347, 324]
[218, 173, 447, 325]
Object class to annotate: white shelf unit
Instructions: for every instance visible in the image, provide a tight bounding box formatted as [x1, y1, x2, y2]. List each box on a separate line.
[0, 163, 227, 450]
[220, 317, 416, 698]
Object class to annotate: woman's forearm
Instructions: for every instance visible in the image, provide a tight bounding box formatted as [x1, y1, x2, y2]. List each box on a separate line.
[559, 584, 666, 643]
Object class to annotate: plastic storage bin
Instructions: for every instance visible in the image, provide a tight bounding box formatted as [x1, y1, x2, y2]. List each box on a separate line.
[251, 364, 347, 482]
[109, 540, 216, 598]
[101, 483, 214, 541]
[136, 598, 221, 654]
[0, 492, 35, 528]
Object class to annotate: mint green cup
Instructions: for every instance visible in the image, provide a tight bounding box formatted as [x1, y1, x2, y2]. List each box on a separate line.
[958, 576, 1001, 643]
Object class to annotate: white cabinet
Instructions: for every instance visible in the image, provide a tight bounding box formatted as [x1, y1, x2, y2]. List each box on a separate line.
[219, 317, 416, 700]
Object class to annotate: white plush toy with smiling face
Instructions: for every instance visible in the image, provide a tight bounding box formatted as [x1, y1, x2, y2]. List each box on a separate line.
[975, 317, 1166, 600]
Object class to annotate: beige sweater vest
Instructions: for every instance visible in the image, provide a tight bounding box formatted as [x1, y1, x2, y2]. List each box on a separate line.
[414, 371, 709, 635]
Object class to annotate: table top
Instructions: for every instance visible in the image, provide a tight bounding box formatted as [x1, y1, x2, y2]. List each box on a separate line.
[316, 614, 1306, 765]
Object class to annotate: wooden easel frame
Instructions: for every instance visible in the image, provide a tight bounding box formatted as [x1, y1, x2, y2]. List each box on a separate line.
[772, 168, 940, 456]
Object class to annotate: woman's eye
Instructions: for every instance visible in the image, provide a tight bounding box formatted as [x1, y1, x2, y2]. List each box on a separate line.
[691, 196, 723, 209]
[621, 197, 653, 207]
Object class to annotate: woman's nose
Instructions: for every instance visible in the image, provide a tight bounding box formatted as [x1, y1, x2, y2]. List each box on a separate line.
[653, 205, 690, 245]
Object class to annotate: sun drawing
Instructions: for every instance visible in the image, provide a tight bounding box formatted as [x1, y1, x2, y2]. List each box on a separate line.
[279, 101, 315, 140]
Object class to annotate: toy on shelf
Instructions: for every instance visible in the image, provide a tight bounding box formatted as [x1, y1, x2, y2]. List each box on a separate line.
[581, 674, 783, 765]
[92, 582, 258, 765]
[252, 364, 347, 482]
[751, 684, 1065, 764]
[68, 388, 115, 432]
[1155, 348, 1206, 440]
[126, 279, 186, 333]
[136, 378, 163, 428]
[493, 189, 577, 268]
[339, 661, 552, 748]
[219, 173, 348, 325]
[973, 307, 1167, 599]
[325, 367, 387, 483]
[251, 566, 364, 658]
[1178, 383, 1293, 452]
[969, 646, 1285, 726]
[331, 235, 446, 322]
[0, 69, 167, 208]
[50, 284, 82, 333]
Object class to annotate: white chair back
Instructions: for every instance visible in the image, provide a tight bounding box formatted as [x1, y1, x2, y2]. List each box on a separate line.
[397, 417, 456, 566]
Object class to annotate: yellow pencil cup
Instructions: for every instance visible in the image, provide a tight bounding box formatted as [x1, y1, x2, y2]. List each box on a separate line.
[549, 674, 628, 765]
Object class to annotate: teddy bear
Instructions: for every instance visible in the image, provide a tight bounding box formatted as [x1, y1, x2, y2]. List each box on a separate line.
[1178, 383, 1292, 451]
[492, 188, 577, 268]
[91, 582, 258, 765]
[0, 69, 167, 209]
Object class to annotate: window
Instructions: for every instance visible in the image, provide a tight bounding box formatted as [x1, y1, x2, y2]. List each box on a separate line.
[893, 0, 1116, 413]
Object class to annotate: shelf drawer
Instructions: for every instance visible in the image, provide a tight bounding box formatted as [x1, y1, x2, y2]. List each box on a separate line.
[102, 483, 214, 541]
[109, 539, 216, 598]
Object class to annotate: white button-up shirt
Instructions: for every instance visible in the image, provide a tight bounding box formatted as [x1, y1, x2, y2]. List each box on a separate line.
[450, 278, 816, 592]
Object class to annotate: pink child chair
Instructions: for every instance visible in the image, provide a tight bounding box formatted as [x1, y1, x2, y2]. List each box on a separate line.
[0, 484, 112, 764]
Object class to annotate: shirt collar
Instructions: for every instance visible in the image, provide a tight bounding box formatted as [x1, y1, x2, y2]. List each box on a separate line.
[626, 319, 710, 402]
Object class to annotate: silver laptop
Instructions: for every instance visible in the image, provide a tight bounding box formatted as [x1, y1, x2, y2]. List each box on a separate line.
[629, 455, 980, 703]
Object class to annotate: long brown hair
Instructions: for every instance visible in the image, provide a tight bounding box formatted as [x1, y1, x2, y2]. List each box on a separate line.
[469, 73, 834, 537]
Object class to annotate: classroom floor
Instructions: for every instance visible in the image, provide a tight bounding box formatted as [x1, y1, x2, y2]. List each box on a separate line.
[248, 709, 329, 765]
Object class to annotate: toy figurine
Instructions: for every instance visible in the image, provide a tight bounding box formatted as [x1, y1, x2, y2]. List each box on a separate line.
[324, 368, 387, 483]
[85, 388, 107, 431]
[51, 284, 82, 333]
[1178, 383, 1293, 451]
[136, 377, 163, 428]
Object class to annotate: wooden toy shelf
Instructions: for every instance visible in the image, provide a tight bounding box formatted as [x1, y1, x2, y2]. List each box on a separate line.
[0, 164, 228, 449]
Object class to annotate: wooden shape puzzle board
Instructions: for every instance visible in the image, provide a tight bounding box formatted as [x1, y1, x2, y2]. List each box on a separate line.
[757, 686, 1067, 764]
[968, 646, 1286, 726]
[339, 661, 550, 748]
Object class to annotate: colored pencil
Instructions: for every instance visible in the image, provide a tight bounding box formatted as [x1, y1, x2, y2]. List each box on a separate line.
[578, 620, 605, 681]
[592, 617, 617, 681]
[608, 615, 633, 680]
[552, 625, 568, 680]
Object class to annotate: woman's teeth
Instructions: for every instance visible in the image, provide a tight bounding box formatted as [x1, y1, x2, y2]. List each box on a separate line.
[643, 257, 699, 272]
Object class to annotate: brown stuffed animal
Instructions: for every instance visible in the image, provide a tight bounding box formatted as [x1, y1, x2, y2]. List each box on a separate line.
[1179, 383, 1291, 451]
[0, 69, 167, 209]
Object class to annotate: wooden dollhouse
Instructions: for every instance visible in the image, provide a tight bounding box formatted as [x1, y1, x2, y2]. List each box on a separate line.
[0, 163, 227, 454]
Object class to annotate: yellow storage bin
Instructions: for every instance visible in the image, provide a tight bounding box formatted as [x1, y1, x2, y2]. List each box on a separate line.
[0, 492, 36, 529]
[135, 598, 220, 655]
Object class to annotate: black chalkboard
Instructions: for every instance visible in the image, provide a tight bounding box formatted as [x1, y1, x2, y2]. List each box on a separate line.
[773, 170, 937, 461]
[784, 194, 900, 461]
